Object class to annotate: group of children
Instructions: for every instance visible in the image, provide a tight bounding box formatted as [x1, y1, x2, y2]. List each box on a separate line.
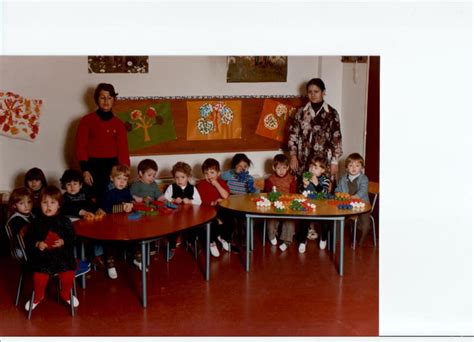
[5, 151, 370, 312]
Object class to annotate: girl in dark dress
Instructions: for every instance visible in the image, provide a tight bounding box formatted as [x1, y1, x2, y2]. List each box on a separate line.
[24, 186, 78, 311]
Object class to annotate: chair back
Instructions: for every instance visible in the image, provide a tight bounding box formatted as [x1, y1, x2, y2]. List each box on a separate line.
[4, 222, 28, 262]
[368, 181, 379, 214]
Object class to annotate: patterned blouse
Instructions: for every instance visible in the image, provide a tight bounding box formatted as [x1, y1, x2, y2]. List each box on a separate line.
[288, 101, 343, 176]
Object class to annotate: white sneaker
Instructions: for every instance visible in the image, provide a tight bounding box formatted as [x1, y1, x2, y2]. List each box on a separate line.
[307, 228, 318, 240]
[279, 243, 288, 252]
[270, 237, 278, 246]
[217, 236, 230, 252]
[210, 242, 220, 257]
[66, 295, 80, 308]
[298, 243, 306, 254]
[24, 300, 39, 311]
[107, 267, 118, 279]
[319, 239, 327, 250]
[133, 259, 149, 272]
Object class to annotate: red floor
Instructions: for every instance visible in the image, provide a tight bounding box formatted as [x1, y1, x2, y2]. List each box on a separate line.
[0, 230, 378, 336]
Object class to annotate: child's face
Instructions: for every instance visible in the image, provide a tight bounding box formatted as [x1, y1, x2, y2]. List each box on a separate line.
[204, 168, 220, 183]
[347, 160, 363, 176]
[139, 168, 157, 185]
[65, 181, 82, 195]
[234, 161, 249, 174]
[41, 196, 60, 217]
[174, 171, 189, 187]
[27, 179, 42, 191]
[273, 163, 289, 178]
[309, 162, 326, 177]
[15, 197, 33, 215]
[111, 173, 129, 190]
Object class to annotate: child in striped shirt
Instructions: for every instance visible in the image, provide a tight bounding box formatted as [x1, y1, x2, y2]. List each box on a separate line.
[221, 153, 259, 195]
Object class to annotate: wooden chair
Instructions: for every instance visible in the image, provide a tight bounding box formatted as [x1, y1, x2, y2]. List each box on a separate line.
[350, 181, 379, 249]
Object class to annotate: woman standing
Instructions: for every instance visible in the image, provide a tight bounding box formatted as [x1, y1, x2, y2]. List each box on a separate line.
[75, 83, 130, 200]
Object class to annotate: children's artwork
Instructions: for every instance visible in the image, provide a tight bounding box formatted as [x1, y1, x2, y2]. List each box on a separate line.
[117, 102, 177, 152]
[88, 56, 149, 73]
[226, 56, 287, 82]
[0, 91, 42, 141]
[186, 100, 242, 140]
[255, 99, 295, 142]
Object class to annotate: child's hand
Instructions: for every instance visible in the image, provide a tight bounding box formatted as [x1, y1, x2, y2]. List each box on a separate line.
[351, 195, 360, 199]
[95, 208, 106, 216]
[311, 175, 319, 185]
[80, 210, 94, 218]
[52, 238, 64, 248]
[36, 241, 48, 251]
[182, 198, 191, 204]
[123, 203, 134, 213]
[83, 171, 94, 186]
[210, 201, 217, 206]
[210, 179, 220, 187]
[174, 198, 183, 204]
[144, 196, 153, 204]
[302, 178, 310, 187]
[133, 196, 143, 203]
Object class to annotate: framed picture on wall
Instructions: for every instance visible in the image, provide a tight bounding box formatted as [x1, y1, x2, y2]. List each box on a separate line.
[88, 56, 149, 73]
[226, 56, 287, 82]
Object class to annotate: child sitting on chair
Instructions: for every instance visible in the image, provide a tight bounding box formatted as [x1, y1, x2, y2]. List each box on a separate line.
[6, 188, 34, 259]
[100, 165, 134, 279]
[23, 186, 78, 311]
[24, 167, 48, 215]
[297, 156, 330, 253]
[163, 161, 202, 259]
[335, 153, 370, 246]
[263, 154, 297, 252]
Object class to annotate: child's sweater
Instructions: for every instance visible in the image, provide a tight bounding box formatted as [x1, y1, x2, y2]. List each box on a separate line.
[129, 180, 162, 200]
[196, 179, 230, 205]
[335, 173, 369, 201]
[62, 190, 98, 217]
[101, 187, 134, 213]
[301, 175, 330, 194]
[221, 170, 259, 194]
[163, 183, 202, 205]
[264, 173, 297, 193]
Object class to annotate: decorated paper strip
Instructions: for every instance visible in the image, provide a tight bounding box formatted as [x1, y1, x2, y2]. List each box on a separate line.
[117, 102, 176, 152]
[255, 99, 295, 142]
[186, 100, 242, 140]
[0, 91, 43, 141]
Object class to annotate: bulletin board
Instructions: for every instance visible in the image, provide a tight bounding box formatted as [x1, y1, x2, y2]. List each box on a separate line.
[113, 96, 306, 156]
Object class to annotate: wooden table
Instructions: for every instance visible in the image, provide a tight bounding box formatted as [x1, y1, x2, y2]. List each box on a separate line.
[73, 204, 216, 308]
[218, 194, 371, 276]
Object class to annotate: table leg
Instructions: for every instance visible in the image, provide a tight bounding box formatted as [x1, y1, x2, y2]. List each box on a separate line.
[250, 219, 254, 251]
[141, 241, 147, 308]
[81, 241, 86, 289]
[339, 219, 344, 276]
[206, 222, 210, 281]
[262, 219, 267, 247]
[332, 222, 337, 255]
[246, 216, 251, 272]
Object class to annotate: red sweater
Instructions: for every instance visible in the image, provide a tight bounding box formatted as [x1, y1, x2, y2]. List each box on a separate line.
[75, 112, 130, 166]
[196, 178, 230, 205]
[264, 173, 297, 193]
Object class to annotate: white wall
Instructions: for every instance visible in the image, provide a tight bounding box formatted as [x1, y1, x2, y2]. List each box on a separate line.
[0, 56, 368, 190]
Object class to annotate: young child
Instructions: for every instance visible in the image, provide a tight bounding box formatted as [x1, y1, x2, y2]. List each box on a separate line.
[23, 186, 78, 311]
[263, 154, 297, 252]
[129, 159, 164, 269]
[163, 162, 202, 259]
[6, 188, 34, 259]
[196, 158, 231, 257]
[130, 159, 164, 203]
[297, 156, 330, 253]
[100, 164, 134, 279]
[24, 167, 48, 215]
[221, 153, 259, 195]
[60, 169, 102, 218]
[335, 152, 370, 246]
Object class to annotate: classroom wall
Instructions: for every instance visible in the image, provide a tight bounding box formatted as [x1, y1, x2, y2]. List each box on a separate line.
[0, 56, 368, 190]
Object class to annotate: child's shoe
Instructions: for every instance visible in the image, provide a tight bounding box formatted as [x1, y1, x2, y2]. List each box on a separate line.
[270, 237, 278, 246]
[133, 258, 149, 272]
[24, 299, 41, 311]
[217, 235, 230, 252]
[298, 243, 306, 254]
[210, 242, 220, 257]
[66, 295, 80, 308]
[107, 267, 118, 279]
[307, 227, 318, 240]
[279, 243, 288, 252]
[319, 239, 327, 250]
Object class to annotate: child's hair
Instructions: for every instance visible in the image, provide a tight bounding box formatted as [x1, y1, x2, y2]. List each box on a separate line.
[111, 164, 131, 178]
[137, 159, 158, 175]
[345, 153, 365, 168]
[7, 187, 33, 215]
[24, 167, 47, 188]
[172, 161, 192, 177]
[307, 156, 327, 170]
[60, 169, 83, 189]
[39, 185, 64, 207]
[231, 153, 252, 169]
[272, 154, 289, 168]
[201, 158, 220, 173]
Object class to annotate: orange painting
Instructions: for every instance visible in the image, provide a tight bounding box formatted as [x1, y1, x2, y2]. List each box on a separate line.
[255, 99, 295, 142]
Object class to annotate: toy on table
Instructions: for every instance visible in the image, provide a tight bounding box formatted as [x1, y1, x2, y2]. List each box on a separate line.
[273, 200, 285, 212]
[256, 196, 272, 208]
[303, 171, 313, 181]
[267, 186, 281, 202]
[128, 212, 142, 220]
[84, 211, 106, 221]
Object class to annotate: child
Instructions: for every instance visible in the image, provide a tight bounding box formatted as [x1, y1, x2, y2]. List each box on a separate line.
[129, 159, 164, 269]
[163, 161, 202, 259]
[130, 159, 164, 203]
[335, 153, 370, 246]
[297, 156, 330, 253]
[24, 167, 48, 215]
[196, 158, 232, 257]
[100, 164, 134, 279]
[23, 186, 78, 311]
[221, 153, 259, 195]
[6, 188, 34, 259]
[60, 169, 102, 218]
[263, 154, 297, 252]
